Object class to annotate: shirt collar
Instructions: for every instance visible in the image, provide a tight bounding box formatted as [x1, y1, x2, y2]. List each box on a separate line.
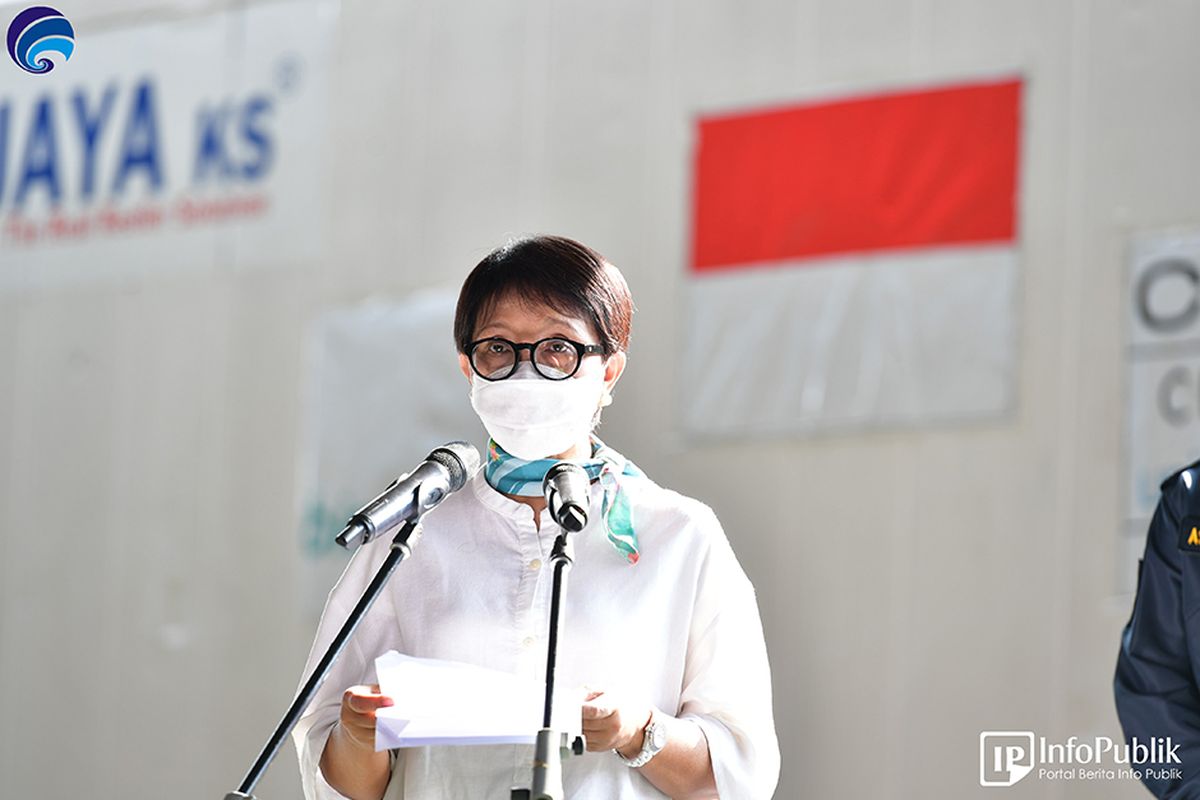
[469, 465, 552, 528]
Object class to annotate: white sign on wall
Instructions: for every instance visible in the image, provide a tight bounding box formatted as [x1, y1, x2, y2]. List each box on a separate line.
[1123, 230, 1200, 592]
[0, 0, 336, 289]
[296, 289, 486, 618]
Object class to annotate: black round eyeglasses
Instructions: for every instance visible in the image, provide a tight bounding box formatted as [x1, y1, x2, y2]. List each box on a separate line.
[468, 336, 605, 381]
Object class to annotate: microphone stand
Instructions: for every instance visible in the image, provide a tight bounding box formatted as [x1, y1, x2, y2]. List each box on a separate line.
[511, 528, 586, 800]
[223, 516, 424, 800]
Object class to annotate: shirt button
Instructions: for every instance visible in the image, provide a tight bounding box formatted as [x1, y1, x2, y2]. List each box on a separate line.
[523, 636, 535, 648]
[529, 559, 542, 571]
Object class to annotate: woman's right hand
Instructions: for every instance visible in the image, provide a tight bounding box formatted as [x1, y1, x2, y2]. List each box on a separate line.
[320, 684, 395, 800]
[338, 683, 394, 750]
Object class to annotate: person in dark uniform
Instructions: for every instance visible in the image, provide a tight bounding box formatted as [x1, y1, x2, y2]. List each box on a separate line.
[1115, 458, 1200, 798]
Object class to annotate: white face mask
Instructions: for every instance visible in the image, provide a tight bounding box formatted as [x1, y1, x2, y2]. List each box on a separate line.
[469, 361, 607, 460]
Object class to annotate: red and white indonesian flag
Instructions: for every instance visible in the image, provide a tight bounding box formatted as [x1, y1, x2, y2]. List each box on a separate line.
[684, 77, 1022, 436]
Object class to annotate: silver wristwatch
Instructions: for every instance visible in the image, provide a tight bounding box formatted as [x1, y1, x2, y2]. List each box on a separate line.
[615, 711, 667, 768]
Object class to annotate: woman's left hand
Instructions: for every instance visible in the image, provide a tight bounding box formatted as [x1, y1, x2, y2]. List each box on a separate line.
[580, 688, 653, 756]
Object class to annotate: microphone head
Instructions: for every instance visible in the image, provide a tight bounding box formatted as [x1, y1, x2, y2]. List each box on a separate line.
[428, 441, 482, 490]
[542, 461, 588, 494]
[543, 462, 590, 533]
[558, 505, 587, 533]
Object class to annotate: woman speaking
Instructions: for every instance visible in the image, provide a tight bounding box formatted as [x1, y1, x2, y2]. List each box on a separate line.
[292, 235, 779, 799]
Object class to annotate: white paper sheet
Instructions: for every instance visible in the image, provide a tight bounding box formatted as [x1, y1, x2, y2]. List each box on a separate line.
[373, 651, 583, 750]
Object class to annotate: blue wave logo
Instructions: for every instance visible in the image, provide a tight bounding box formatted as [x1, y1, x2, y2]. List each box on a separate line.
[6, 6, 74, 75]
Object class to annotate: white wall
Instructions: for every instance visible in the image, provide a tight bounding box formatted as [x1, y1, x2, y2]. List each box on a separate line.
[1, 0, 1196, 797]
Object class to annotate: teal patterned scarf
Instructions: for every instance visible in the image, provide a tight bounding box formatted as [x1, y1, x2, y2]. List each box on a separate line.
[484, 436, 643, 564]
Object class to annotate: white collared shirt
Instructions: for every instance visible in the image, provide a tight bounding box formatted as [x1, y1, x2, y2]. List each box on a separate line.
[292, 462, 779, 799]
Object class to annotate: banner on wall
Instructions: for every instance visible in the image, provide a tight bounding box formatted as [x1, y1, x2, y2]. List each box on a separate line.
[296, 289, 485, 617]
[1122, 231, 1200, 594]
[683, 77, 1022, 436]
[0, 0, 335, 289]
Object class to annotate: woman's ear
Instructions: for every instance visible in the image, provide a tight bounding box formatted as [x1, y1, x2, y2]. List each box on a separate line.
[458, 352, 473, 381]
[601, 351, 627, 406]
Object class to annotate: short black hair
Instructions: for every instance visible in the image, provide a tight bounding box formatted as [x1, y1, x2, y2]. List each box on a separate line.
[454, 235, 633, 357]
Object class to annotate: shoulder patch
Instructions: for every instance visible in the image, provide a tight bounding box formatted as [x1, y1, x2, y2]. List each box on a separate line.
[1179, 516, 1200, 554]
[1162, 459, 1200, 492]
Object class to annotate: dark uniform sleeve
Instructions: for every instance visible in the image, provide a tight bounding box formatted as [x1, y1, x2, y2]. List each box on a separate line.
[1115, 461, 1200, 799]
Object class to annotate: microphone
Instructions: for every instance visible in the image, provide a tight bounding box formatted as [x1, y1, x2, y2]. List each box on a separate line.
[336, 441, 481, 549]
[542, 462, 591, 533]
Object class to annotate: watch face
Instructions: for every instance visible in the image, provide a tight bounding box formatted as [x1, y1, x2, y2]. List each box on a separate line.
[650, 722, 667, 750]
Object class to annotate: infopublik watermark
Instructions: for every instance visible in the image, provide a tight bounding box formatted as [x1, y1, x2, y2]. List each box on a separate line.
[980, 731, 1183, 787]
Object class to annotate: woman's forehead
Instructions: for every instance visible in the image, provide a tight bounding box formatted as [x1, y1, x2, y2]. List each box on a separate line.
[475, 293, 595, 339]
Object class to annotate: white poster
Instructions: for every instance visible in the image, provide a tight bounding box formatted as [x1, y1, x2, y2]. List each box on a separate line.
[1122, 230, 1200, 593]
[296, 289, 486, 617]
[0, 0, 336, 288]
